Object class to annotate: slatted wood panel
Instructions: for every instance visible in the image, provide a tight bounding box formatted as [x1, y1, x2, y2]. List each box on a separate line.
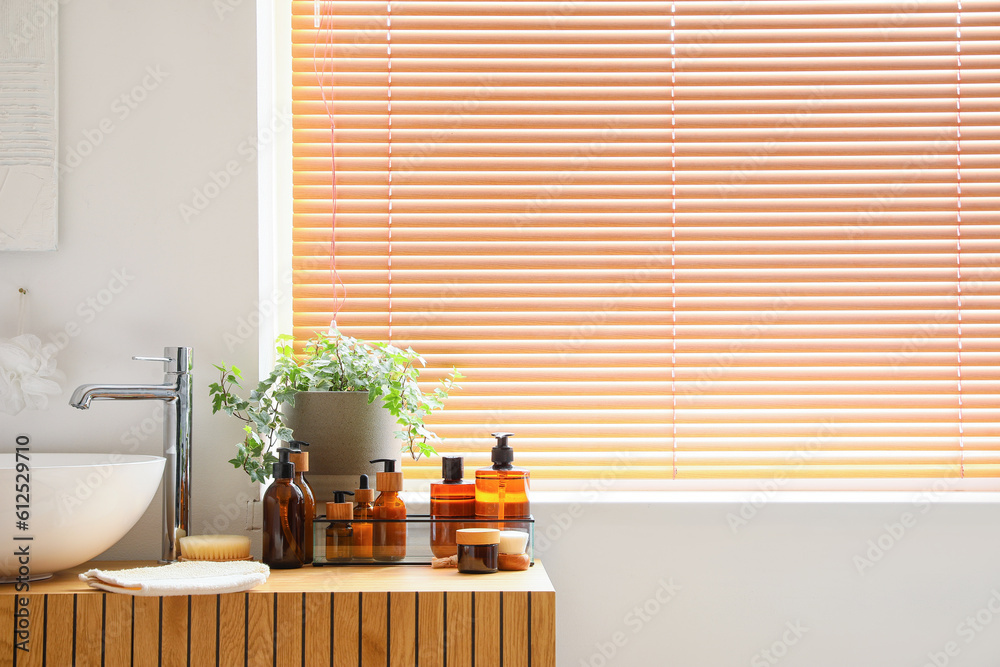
[16, 595, 44, 667]
[191, 594, 218, 664]
[305, 592, 332, 667]
[45, 594, 73, 666]
[162, 595, 188, 666]
[0, 595, 14, 661]
[418, 592, 446, 667]
[75, 594, 102, 667]
[133, 596, 159, 665]
[105, 594, 132, 665]
[2, 563, 556, 666]
[219, 593, 247, 665]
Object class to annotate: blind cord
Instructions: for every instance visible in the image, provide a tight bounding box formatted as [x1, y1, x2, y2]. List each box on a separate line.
[387, 0, 393, 342]
[956, 0, 964, 477]
[314, 0, 347, 331]
[670, 1, 678, 481]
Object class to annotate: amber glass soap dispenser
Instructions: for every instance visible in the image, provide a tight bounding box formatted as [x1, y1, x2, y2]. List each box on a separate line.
[475, 432, 530, 529]
[430, 455, 475, 557]
[263, 447, 305, 569]
[352, 474, 375, 560]
[370, 458, 406, 561]
[287, 440, 316, 564]
[325, 491, 354, 563]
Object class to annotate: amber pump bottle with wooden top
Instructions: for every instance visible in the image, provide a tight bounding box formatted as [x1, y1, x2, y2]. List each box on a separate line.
[286, 440, 315, 564]
[475, 432, 530, 530]
[352, 474, 375, 560]
[370, 458, 406, 561]
[430, 455, 475, 557]
[325, 491, 354, 563]
[262, 447, 305, 568]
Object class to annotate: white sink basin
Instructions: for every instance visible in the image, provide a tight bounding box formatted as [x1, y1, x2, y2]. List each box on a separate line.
[0, 453, 165, 580]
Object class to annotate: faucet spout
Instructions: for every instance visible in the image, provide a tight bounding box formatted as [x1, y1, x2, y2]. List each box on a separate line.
[70, 383, 180, 409]
[69, 347, 193, 563]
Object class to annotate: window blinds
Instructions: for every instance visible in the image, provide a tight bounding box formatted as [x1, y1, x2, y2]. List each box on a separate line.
[291, 0, 1000, 483]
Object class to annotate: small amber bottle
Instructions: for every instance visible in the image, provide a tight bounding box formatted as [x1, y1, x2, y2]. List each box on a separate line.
[287, 440, 316, 564]
[430, 455, 475, 558]
[475, 433, 530, 531]
[262, 448, 305, 569]
[352, 474, 375, 560]
[325, 491, 354, 563]
[370, 458, 406, 562]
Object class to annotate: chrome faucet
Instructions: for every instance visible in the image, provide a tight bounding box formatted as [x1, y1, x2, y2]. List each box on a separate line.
[69, 347, 192, 563]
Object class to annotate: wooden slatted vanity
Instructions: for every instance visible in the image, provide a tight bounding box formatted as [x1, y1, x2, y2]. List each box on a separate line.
[0, 560, 556, 666]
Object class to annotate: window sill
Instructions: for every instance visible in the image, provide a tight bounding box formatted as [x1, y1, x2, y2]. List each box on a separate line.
[525, 488, 1000, 505]
[402, 478, 1000, 506]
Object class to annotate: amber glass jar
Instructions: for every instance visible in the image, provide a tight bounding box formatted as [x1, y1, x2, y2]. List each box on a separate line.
[456, 528, 500, 574]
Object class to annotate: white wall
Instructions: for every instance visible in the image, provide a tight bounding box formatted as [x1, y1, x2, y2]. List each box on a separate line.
[5, 5, 1000, 667]
[0, 0, 260, 558]
[534, 498, 1000, 666]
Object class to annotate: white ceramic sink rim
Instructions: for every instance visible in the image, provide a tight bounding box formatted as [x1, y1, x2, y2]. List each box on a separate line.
[5, 453, 163, 468]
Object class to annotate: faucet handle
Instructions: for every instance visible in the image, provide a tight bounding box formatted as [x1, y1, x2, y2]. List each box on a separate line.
[133, 348, 192, 374]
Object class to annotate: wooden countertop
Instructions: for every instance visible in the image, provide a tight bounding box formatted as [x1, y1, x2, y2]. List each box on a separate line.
[2, 560, 554, 595]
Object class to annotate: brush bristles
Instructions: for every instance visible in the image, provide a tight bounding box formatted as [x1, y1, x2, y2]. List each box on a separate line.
[499, 530, 529, 555]
[178, 535, 252, 561]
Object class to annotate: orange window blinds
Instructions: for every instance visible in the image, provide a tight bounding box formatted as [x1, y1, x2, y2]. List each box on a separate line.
[291, 0, 1000, 483]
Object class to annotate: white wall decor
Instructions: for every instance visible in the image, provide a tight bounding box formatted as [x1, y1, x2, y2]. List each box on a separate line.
[0, 0, 57, 251]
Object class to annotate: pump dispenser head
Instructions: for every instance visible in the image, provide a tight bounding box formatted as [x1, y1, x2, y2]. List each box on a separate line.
[332, 490, 355, 504]
[370, 458, 397, 473]
[370, 458, 403, 492]
[355, 474, 375, 504]
[442, 455, 465, 482]
[273, 447, 295, 479]
[326, 491, 355, 520]
[490, 432, 516, 469]
[286, 440, 310, 473]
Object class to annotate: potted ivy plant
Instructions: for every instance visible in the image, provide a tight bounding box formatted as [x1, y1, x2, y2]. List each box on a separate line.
[210, 330, 461, 492]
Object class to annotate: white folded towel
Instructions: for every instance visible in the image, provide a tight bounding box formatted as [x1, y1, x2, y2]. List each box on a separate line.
[80, 561, 270, 596]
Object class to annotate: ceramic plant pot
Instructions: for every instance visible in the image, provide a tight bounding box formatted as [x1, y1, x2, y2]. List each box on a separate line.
[282, 391, 400, 503]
